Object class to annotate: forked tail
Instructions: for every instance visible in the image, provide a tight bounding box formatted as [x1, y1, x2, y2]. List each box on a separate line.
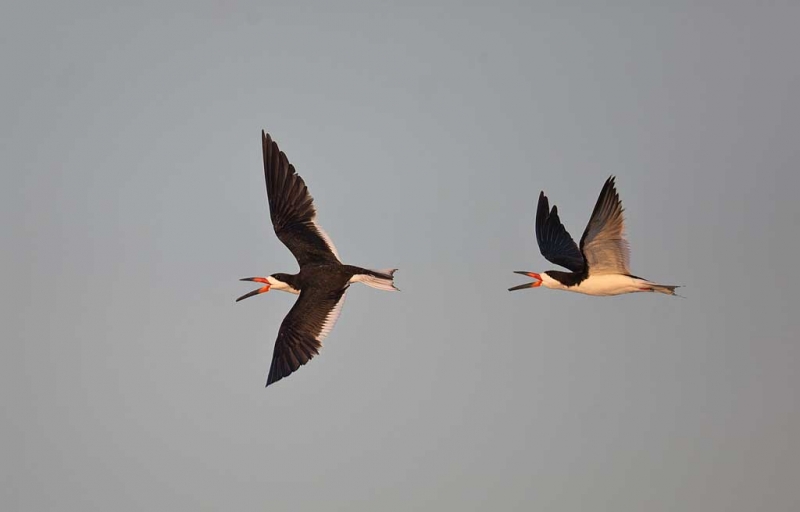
[349, 267, 400, 291]
[647, 283, 681, 296]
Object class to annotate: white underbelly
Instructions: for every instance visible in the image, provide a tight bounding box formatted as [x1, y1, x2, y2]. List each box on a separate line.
[571, 274, 648, 296]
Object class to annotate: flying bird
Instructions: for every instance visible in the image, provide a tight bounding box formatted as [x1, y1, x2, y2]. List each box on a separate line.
[509, 176, 678, 296]
[237, 131, 398, 387]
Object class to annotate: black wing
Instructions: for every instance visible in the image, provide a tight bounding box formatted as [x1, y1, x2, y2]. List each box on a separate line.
[578, 176, 630, 275]
[266, 285, 348, 387]
[262, 131, 341, 267]
[535, 191, 585, 273]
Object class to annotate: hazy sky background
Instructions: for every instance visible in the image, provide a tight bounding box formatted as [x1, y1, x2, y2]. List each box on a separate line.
[3, 1, 799, 510]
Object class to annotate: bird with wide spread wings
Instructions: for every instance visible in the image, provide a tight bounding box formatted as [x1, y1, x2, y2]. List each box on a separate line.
[510, 176, 678, 296]
[237, 132, 398, 387]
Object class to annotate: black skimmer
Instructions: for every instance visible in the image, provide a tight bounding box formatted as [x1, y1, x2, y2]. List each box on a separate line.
[237, 131, 399, 387]
[509, 176, 679, 296]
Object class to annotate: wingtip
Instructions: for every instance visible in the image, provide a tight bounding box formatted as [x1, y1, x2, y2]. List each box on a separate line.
[262, 130, 276, 149]
[265, 369, 281, 388]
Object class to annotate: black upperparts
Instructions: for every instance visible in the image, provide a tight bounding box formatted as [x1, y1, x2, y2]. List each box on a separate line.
[262, 131, 341, 268]
[545, 269, 588, 287]
[535, 191, 586, 273]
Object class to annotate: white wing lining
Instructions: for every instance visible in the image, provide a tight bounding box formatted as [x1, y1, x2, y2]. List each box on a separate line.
[581, 178, 631, 275]
[317, 291, 347, 344]
[310, 214, 341, 261]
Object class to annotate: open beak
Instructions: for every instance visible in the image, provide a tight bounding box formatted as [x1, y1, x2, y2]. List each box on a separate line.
[508, 271, 542, 291]
[236, 277, 271, 302]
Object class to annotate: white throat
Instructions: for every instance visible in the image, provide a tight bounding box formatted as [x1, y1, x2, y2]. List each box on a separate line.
[267, 275, 300, 294]
[540, 272, 567, 290]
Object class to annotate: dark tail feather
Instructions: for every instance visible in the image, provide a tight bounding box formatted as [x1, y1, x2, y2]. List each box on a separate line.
[649, 283, 681, 296]
[349, 267, 399, 291]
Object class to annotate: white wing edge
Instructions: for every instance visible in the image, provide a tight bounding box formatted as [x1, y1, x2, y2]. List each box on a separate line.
[316, 291, 347, 344]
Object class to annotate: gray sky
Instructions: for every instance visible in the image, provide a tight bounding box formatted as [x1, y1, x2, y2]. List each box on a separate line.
[3, 1, 799, 510]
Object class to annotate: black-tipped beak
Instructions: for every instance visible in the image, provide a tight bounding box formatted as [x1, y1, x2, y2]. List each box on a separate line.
[508, 271, 542, 291]
[236, 277, 271, 302]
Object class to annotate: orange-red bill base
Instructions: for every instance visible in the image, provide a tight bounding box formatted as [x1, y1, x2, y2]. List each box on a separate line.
[236, 277, 271, 302]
